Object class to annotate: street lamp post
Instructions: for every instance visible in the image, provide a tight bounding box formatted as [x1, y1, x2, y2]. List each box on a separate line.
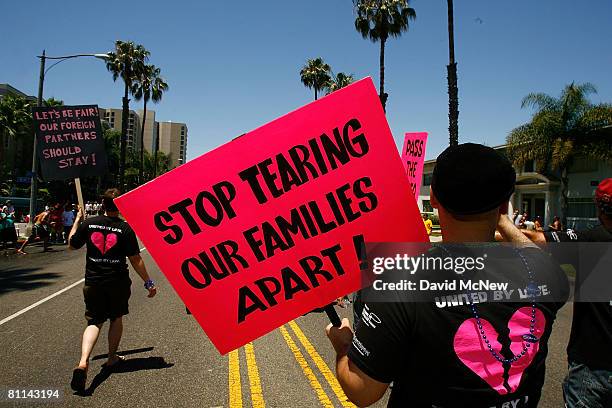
[27, 50, 109, 227]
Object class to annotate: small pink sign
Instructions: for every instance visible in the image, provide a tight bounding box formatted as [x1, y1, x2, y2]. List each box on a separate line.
[401, 132, 428, 200]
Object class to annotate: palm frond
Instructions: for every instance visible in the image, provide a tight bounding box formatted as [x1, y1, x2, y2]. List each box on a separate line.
[299, 57, 331, 92]
[521, 92, 558, 111]
[354, 0, 415, 42]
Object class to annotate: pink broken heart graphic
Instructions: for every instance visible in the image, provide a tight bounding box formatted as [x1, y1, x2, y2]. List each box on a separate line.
[90, 232, 118, 255]
[453, 307, 546, 395]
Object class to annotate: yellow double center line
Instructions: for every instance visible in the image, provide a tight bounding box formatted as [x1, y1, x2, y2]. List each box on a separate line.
[286, 321, 355, 408]
[228, 342, 265, 408]
[228, 320, 354, 407]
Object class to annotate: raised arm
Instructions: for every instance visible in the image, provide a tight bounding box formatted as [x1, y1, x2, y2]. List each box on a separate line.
[496, 212, 538, 247]
[68, 208, 84, 250]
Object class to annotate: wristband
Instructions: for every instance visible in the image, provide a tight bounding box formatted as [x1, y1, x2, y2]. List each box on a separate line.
[144, 279, 155, 290]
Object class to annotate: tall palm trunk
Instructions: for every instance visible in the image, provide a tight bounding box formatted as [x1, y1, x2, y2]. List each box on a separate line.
[560, 166, 569, 228]
[379, 36, 386, 111]
[139, 101, 147, 183]
[447, 0, 459, 146]
[314, 87, 318, 101]
[119, 79, 129, 190]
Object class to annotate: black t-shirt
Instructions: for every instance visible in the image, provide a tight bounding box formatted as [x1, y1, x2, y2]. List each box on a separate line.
[349, 246, 568, 408]
[70, 215, 140, 285]
[544, 224, 612, 369]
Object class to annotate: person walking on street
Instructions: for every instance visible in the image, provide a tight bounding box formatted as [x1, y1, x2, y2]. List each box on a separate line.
[325, 144, 569, 407]
[17, 208, 51, 254]
[521, 178, 612, 408]
[548, 216, 563, 232]
[68, 188, 157, 393]
[48, 203, 62, 244]
[1, 206, 17, 248]
[62, 204, 75, 244]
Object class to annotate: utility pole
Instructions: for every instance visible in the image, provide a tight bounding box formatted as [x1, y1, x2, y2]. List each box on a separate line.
[28, 50, 46, 226]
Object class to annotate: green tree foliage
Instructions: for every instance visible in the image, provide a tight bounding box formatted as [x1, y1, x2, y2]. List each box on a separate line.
[300, 58, 331, 100]
[44, 97, 64, 107]
[354, 0, 416, 111]
[0, 94, 34, 184]
[325, 72, 355, 94]
[102, 126, 172, 191]
[507, 82, 612, 223]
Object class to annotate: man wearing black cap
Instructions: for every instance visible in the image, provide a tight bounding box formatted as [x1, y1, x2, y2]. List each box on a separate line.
[326, 143, 568, 407]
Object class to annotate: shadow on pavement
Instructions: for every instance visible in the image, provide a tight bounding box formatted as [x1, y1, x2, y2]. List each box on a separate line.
[79, 356, 174, 397]
[0, 267, 61, 294]
[91, 346, 154, 361]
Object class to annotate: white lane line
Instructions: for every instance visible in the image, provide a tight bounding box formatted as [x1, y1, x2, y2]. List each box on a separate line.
[0, 278, 85, 326]
[0, 246, 148, 326]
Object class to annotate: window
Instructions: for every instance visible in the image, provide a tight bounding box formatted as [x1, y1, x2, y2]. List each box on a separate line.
[423, 173, 433, 186]
[422, 200, 433, 213]
[567, 198, 597, 218]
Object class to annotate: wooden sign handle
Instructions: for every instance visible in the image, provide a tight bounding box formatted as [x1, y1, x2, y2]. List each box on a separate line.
[75, 178, 85, 214]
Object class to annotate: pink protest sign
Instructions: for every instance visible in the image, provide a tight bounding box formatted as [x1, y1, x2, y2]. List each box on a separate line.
[115, 78, 428, 354]
[401, 132, 428, 199]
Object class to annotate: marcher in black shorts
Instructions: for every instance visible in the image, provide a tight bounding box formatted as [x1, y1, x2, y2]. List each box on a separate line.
[17, 210, 51, 254]
[68, 188, 157, 393]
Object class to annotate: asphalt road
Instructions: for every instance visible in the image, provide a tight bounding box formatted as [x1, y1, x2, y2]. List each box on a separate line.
[0, 243, 571, 407]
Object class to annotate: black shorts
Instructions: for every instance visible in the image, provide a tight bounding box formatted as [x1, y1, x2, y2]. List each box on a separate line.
[83, 279, 131, 325]
[27, 225, 49, 242]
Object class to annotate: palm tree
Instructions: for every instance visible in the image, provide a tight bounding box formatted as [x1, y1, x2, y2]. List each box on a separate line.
[44, 97, 64, 107]
[131, 64, 169, 184]
[446, 0, 459, 146]
[105, 40, 150, 189]
[300, 58, 331, 100]
[325, 72, 355, 94]
[354, 0, 416, 111]
[145, 150, 172, 180]
[507, 82, 612, 224]
[0, 94, 32, 174]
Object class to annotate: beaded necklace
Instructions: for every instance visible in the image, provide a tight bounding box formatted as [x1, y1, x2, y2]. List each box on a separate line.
[435, 244, 540, 365]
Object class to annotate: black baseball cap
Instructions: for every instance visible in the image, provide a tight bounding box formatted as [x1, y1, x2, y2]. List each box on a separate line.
[431, 143, 516, 215]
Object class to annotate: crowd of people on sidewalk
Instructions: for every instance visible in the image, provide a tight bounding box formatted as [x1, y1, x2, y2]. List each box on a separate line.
[0, 200, 18, 248]
[0, 198, 105, 252]
[510, 210, 564, 233]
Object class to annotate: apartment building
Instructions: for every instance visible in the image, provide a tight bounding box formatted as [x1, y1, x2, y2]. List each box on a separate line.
[100, 108, 187, 168]
[99, 108, 141, 151]
[158, 121, 188, 167]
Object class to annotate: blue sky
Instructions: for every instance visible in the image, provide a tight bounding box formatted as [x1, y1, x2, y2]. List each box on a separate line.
[2, 0, 611, 161]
